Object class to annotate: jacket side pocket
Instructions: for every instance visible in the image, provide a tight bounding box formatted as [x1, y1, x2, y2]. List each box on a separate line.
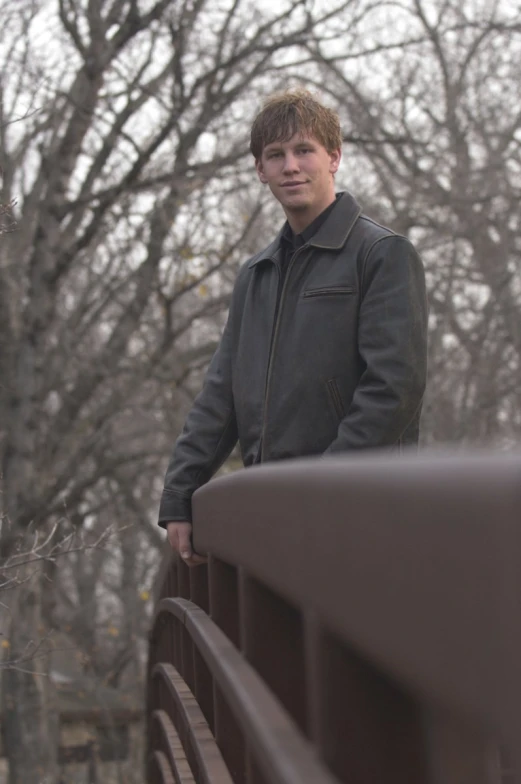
[326, 378, 346, 421]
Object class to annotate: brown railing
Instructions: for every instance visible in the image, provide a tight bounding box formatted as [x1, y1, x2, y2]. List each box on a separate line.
[147, 452, 521, 783]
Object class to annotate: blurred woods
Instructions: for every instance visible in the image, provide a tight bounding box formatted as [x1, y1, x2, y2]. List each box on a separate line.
[0, 0, 370, 781]
[0, 0, 519, 781]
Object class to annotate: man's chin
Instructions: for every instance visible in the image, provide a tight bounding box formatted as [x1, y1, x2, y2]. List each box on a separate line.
[279, 193, 310, 210]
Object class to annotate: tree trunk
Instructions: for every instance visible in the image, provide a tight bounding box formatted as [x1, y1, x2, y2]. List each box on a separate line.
[2, 562, 58, 784]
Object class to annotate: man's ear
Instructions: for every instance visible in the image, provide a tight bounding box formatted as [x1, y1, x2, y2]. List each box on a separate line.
[329, 147, 342, 175]
[255, 159, 268, 184]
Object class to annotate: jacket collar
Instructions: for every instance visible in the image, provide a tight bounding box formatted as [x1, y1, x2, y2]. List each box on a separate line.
[248, 191, 362, 268]
[247, 229, 285, 268]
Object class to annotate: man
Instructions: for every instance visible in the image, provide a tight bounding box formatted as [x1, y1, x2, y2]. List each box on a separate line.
[158, 89, 428, 565]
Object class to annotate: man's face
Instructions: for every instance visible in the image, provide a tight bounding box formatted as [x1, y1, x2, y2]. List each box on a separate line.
[255, 133, 341, 225]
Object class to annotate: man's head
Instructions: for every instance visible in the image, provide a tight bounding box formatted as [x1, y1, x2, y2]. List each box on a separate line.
[250, 89, 342, 160]
[250, 90, 343, 232]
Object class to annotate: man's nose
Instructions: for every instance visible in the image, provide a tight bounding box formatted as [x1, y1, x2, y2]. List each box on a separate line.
[282, 153, 299, 173]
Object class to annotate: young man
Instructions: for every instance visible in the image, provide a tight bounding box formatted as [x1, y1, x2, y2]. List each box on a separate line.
[159, 89, 428, 565]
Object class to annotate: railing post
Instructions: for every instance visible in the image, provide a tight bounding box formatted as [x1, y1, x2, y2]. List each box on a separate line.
[209, 556, 246, 783]
[313, 627, 429, 784]
[239, 572, 307, 735]
[189, 565, 214, 730]
[176, 560, 195, 692]
[208, 556, 240, 644]
[239, 571, 307, 784]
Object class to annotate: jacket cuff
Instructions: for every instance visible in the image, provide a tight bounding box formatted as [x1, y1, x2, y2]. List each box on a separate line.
[158, 490, 193, 528]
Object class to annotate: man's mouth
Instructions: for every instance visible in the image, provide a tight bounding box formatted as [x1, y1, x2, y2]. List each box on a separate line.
[281, 181, 306, 188]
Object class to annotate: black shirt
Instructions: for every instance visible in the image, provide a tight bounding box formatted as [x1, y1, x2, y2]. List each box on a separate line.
[279, 194, 340, 285]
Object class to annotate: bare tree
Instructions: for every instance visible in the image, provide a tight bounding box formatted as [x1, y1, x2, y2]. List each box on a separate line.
[0, 0, 368, 780]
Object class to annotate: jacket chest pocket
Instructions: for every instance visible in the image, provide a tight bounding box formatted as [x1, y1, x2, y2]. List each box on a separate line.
[302, 286, 355, 299]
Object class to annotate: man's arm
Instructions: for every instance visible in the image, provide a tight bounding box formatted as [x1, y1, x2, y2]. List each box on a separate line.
[325, 235, 428, 453]
[159, 304, 238, 535]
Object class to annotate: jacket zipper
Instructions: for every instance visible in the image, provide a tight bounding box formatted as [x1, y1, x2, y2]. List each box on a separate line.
[260, 247, 306, 462]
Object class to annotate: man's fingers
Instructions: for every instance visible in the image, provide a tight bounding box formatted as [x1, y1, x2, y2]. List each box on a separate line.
[182, 553, 208, 568]
[177, 526, 192, 560]
[166, 522, 192, 557]
[166, 526, 178, 551]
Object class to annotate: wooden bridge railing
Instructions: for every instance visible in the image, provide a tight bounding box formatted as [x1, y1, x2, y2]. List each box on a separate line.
[147, 452, 521, 784]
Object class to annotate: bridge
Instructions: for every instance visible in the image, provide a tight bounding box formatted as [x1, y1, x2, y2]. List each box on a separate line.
[147, 452, 521, 783]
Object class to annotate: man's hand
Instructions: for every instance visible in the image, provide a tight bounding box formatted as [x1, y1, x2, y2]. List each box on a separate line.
[166, 522, 207, 567]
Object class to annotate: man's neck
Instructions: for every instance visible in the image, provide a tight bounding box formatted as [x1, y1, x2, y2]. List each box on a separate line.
[284, 194, 336, 234]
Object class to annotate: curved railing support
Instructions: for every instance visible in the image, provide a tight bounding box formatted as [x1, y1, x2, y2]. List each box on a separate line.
[151, 662, 233, 784]
[149, 709, 195, 783]
[150, 750, 176, 784]
[151, 597, 340, 784]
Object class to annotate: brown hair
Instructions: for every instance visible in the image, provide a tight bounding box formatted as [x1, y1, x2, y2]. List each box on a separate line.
[250, 89, 342, 160]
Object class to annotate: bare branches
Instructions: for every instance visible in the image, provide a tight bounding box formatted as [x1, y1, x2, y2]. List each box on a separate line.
[0, 198, 17, 235]
[1, 520, 116, 575]
[0, 519, 116, 677]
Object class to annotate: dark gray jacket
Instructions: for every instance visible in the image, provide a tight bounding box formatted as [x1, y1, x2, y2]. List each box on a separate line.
[158, 192, 428, 525]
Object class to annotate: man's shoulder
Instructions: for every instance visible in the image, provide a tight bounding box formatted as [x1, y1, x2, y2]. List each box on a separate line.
[354, 214, 417, 259]
[234, 233, 281, 280]
[242, 245, 271, 269]
[229, 236, 280, 301]
[244, 231, 282, 268]
[356, 214, 399, 243]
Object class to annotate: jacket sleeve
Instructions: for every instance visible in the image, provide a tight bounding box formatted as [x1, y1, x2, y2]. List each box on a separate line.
[158, 304, 238, 527]
[324, 235, 428, 454]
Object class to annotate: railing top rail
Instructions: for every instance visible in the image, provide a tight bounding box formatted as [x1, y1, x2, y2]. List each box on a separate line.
[192, 451, 521, 745]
